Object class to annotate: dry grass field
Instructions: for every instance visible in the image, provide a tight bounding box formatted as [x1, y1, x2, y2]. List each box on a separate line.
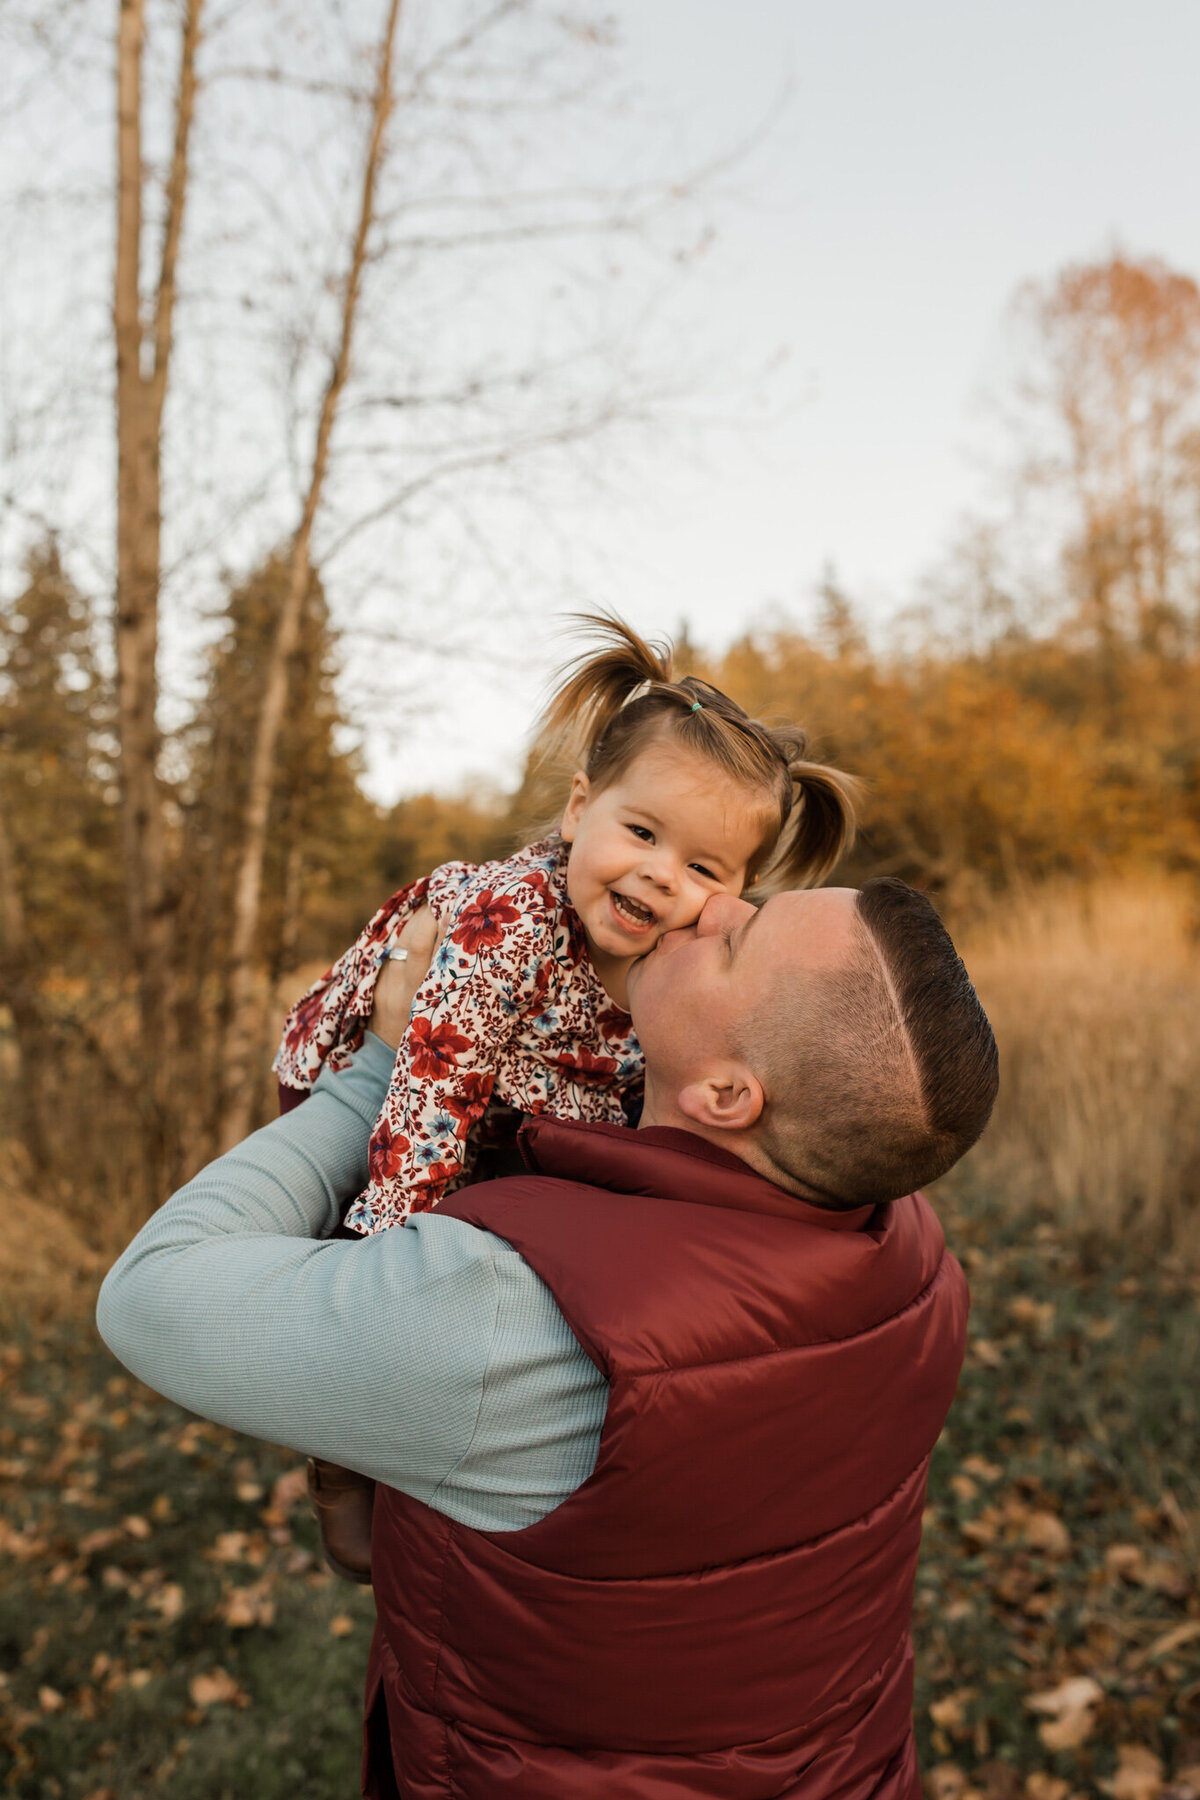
[949, 878, 1200, 1266]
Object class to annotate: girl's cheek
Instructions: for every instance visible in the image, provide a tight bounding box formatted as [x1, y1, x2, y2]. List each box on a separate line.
[674, 892, 708, 930]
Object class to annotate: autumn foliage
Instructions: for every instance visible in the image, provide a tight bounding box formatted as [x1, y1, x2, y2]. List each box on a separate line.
[3, 250, 1200, 1798]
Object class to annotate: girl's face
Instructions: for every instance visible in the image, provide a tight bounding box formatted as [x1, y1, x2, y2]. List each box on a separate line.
[560, 737, 770, 1004]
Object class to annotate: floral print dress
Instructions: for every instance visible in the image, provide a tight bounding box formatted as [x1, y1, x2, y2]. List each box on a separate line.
[274, 836, 644, 1232]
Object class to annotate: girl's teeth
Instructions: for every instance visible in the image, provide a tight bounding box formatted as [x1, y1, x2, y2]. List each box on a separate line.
[614, 893, 652, 925]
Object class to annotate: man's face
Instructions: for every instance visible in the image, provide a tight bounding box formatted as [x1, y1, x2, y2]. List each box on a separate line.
[626, 886, 861, 1113]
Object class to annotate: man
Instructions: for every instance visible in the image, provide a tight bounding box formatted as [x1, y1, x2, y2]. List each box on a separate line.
[98, 878, 998, 1800]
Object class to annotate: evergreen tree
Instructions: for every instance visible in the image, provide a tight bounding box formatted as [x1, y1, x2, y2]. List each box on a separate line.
[180, 554, 385, 1133]
[0, 541, 120, 1170]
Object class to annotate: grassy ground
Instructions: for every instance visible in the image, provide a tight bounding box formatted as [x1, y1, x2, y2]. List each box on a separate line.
[2, 1185, 1199, 1799]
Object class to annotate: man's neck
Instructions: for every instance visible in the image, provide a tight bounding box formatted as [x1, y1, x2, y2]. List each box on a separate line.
[638, 1081, 848, 1209]
[638, 1084, 780, 1190]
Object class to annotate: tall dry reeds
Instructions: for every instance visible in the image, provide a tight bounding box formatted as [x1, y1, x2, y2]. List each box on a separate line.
[949, 878, 1200, 1263]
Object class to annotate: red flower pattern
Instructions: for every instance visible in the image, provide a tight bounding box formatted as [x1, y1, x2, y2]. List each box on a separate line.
[273, 838, 643, 1231]
[444, 1073, 495, 1128]
[368, 1118, 412, 1184]
[408, 1016, 474, 1081]
[451, 889, 523, 955]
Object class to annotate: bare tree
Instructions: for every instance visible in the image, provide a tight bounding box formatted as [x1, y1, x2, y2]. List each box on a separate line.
[1008, 253, 1200, 664]
[1, 0, 752, 1192]
[114, 0, 204, 1167]
[216, 0, 402, 1148]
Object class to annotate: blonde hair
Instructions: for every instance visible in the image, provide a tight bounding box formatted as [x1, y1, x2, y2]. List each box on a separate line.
[533, 613, 858, 888]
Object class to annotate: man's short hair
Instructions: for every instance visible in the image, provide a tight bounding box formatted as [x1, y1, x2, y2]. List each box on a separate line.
[747, 878, 999, 1206]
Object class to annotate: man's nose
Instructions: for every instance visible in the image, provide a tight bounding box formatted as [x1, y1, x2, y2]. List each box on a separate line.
[695, 892, 756, 936]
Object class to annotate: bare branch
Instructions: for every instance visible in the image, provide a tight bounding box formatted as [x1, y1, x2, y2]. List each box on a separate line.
[151, 0, 205, 412]
[218, 0, 405, 1149]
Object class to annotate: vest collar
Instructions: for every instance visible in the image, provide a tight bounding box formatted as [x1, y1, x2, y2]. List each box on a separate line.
[518, 1115, 878, 1231]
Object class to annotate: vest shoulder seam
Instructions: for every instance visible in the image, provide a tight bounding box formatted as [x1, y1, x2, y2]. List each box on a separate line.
[609, 1256, 954, 1378]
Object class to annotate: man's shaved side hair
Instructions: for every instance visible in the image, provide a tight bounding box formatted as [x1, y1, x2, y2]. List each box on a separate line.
[746, 878, 999, 1206]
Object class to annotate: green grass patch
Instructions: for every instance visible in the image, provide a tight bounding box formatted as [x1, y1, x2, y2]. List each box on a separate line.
[915, 1184, 1200, 1800]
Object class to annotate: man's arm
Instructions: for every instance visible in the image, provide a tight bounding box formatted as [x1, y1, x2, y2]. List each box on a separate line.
[96, 1034, 605, 1528]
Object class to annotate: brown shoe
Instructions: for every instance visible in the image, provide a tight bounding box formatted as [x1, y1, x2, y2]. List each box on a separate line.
[306, 1457, 375, 1585]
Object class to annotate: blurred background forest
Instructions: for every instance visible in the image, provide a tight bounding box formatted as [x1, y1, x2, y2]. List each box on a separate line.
[5, 241, 1200, 1266]
[2, 3, 1199, 1798]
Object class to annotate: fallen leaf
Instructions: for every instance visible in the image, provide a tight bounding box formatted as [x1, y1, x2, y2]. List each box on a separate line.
[1134, 1621, 1200, 1666]
[1026, 1675, 1103, 1750]
[188, 1667, 248, 1709]
[218, 1582, 276, 1629]
[1039, 1711, 1098, 1752]
[1009, 1297, 1055, 1332]
[961, 1456, 1003, 1482]
[1025, 1777, 1069, 1800]
[329, 1613, 355, 1637]
[930, 1689, 976, 1731]
[148, 1583, 185, 1625]
[1027, 1675, 1104, 1715]
[1100, 1745, 1163, 1800]
[927, 1764, 969, 1800]
[0, 1518, 48, 1560]
[38, 1685, 65, 1712]
[1023, 1511, 1072, 1556]
[1168, 1766, 1200, 1800]
[1160, 1490, 1189, 1537]
[961, 1508, 1002, 1546]
[270, 1466, 309, 1514]
[1140, 1557, 1189, 1598]
[209, 1530, 250, 1564]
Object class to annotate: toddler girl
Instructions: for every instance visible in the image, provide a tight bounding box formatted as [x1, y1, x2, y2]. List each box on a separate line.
[276, 615, 857, 1579]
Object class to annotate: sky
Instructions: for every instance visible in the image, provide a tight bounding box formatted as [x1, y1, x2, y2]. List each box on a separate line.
[386, 0, 1200, 799]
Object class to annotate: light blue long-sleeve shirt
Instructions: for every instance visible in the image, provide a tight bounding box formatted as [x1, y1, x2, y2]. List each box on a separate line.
[96, 1032, 607, 1531]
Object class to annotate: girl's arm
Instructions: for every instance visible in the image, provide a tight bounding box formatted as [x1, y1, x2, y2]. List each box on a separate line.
[347, 869, 559, 1230]
[273, 874, 433, 1099]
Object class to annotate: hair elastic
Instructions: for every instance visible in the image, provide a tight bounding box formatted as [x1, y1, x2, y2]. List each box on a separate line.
[690, 699, 703, 713]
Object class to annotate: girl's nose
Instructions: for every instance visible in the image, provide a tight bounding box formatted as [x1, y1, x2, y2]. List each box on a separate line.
[641, 847, 679, 893]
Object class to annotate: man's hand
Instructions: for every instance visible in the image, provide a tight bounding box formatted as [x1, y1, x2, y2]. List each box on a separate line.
[369, 906, 441, 1049]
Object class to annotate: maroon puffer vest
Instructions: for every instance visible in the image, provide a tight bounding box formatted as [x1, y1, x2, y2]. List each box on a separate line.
[363, 1119, 968, 1800]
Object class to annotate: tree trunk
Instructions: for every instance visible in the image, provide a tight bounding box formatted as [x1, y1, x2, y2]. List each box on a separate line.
[113, 0, 204, 1179]
[0, 802, 53, 1174]
[216, 0, 403, 1151]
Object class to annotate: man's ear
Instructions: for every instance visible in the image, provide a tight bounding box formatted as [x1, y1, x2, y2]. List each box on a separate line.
[560, 771, 590, 844]
[676, 1065, 764, 1136]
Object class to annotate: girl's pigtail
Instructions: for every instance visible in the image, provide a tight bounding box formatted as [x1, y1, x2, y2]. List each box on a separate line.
[532, 611, 674, 775]
[760, 739, 860, 889]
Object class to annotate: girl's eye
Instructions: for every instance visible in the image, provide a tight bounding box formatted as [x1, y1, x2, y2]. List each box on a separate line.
[627, 824, 654, 842]
[689, 863, 717, 882]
